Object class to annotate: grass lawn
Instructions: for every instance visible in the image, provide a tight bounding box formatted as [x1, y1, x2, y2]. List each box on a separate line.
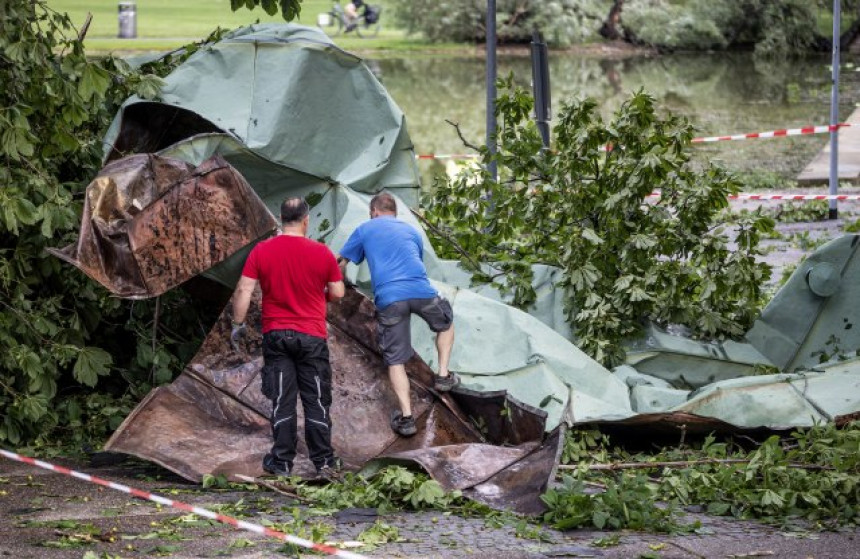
[47, 0, 460, 54]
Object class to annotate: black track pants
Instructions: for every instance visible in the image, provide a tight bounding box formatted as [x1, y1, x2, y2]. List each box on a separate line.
[260, 329, 335, 470]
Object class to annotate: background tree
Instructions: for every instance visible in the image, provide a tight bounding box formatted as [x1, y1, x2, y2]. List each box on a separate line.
[422, 79, 773, 366]
[392, 0, 607, 47]
[392, 0, 854, 55]
[621, 0, 819, 56]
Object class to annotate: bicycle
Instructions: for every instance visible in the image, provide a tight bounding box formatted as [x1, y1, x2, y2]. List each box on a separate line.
[319, 1, 382, 38]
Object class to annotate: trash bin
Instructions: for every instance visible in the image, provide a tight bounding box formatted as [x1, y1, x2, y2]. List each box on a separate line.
[118, 2, 136, 39]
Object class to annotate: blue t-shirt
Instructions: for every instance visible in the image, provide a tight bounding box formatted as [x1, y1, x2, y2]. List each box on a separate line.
[340, 215, 438, 308]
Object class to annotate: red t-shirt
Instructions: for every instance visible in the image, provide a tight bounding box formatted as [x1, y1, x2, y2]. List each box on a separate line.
[241, 235, 342, 338]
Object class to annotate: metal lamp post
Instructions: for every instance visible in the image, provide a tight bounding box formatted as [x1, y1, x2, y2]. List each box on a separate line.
[486, 0, 497, 181]
[829, 0, 841, 219]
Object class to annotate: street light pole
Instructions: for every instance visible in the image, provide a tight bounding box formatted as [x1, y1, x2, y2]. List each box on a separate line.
[486, 0, 497, 181]
[829, 0, 841, 220]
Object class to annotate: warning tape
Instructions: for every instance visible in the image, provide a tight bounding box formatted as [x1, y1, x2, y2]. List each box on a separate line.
[728, 193, 860, 201]
[645, 192, 860, 201]
[692, 123, 847, 144]
[0, 449, 367, 559]
[416, 153, 475, 160]
[415, 123, 851, 160]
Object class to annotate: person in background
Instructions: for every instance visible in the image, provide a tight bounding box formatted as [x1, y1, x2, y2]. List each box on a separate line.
[231, 197, 345, 479]
[344, 0, 364, 31]
[338, 192, 457, 437]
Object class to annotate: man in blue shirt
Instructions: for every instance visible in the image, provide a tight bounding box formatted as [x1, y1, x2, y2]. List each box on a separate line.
[338, 192, 457, 436]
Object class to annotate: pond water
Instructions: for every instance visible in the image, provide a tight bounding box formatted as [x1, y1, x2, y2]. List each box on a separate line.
[372, 51, 860, 183]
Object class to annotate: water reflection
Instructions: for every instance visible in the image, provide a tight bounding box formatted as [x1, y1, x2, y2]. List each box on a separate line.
[374, 51, 859, 178]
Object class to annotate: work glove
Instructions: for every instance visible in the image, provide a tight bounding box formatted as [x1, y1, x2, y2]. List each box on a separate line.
[230, 321, 247, 352]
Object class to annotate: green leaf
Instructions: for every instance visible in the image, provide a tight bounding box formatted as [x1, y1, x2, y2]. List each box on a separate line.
[10, 197, 38, 226]
[408, 480, 446, 508]
[3, 41, 29, 62]
[1, 419, 21, 445]
[358, 522, 399, 545]
[261, 0, 278, 15]
[592, 510, 610, 529]
[17, 348, 44, 381]
[581, 228, 604, 245]
[760, 489, 784, 507]
[135, 74, 165, 100]
[78, 64, 111, 101]
[0, 125, 34, 159]
[280, 0, 301, 20]
[17, 395, 49, 422]
[40, 208, 54, 238]
[72, 347, 112, 387]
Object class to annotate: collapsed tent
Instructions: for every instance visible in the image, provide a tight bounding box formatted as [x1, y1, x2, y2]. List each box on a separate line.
[51, 23, 860, 513]
[52, 24, 580, 512]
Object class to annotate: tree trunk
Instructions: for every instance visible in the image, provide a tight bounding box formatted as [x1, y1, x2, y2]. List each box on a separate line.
[600, 0, 625, 41]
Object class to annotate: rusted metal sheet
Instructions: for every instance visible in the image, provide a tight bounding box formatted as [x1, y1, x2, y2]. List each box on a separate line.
[105, 288, 560, 514]
[48, 154, 277, 298]
[463, 427, 564, 515]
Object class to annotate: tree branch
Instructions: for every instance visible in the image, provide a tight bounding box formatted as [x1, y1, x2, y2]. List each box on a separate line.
[557, 458, 835, 472]
[77, 12, 93, 42]
[235, 474, 312, 503]
[505, 2, 528, 28]
[445, 119, 482, 152]
[409, 208, 485, 272]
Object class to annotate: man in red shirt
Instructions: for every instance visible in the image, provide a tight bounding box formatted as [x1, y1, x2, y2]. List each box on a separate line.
[230, 197, 345, 479]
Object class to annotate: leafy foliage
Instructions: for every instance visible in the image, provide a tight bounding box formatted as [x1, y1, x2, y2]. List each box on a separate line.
[392, 0, 837, 54]
[544, 424, 860, 532]
[230, 0, 303, 21]
[659, 427, 860, 525]
[422, 79, 773, 366]
[0, 0, 220, 448]
[392, 0, 608, 47]
[296, 465, 469, 512]
[543, 472, 684, 531]
[357, 521, 402, 546]
[622, 0, 820, 56]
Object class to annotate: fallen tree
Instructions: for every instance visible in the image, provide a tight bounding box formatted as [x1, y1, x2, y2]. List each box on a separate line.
[422, 78, 773, 366]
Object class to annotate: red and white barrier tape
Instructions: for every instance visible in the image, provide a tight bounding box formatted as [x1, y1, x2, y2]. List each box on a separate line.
[0, 449, 367, 559]
[645, 192, 860, 201]
[416, 123, 851, 160]
[692, 123, 847, 143]
[728, 193, 860, 201]
[416, 153, 476, 160]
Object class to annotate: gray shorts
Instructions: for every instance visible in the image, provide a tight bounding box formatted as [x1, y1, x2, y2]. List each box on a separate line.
[376, 296, 453, 366]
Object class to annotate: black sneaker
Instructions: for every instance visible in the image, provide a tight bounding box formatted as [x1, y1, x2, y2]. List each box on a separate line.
[390, 411, 417, 437]
[433, 372, 460, 392]
[262, 455, 291, 477]
[315, 465, 343, 483]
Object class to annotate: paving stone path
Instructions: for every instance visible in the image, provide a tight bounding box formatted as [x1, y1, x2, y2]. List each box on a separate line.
[2, 449, 859, 558]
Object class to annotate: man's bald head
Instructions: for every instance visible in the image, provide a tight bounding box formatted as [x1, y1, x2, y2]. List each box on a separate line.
[280, 197, 310, 225]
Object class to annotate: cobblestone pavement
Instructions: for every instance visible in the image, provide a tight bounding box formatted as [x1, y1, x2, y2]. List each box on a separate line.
[728, 185, 860, 284]
[2, 456, 859, 559]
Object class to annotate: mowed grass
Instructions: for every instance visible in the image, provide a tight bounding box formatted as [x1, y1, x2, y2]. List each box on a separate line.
[46, 0, 432, 53]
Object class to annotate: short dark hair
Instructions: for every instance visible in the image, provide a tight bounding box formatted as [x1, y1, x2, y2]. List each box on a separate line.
[280, 197, 310, 224]
[370, 192, 397, 215]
